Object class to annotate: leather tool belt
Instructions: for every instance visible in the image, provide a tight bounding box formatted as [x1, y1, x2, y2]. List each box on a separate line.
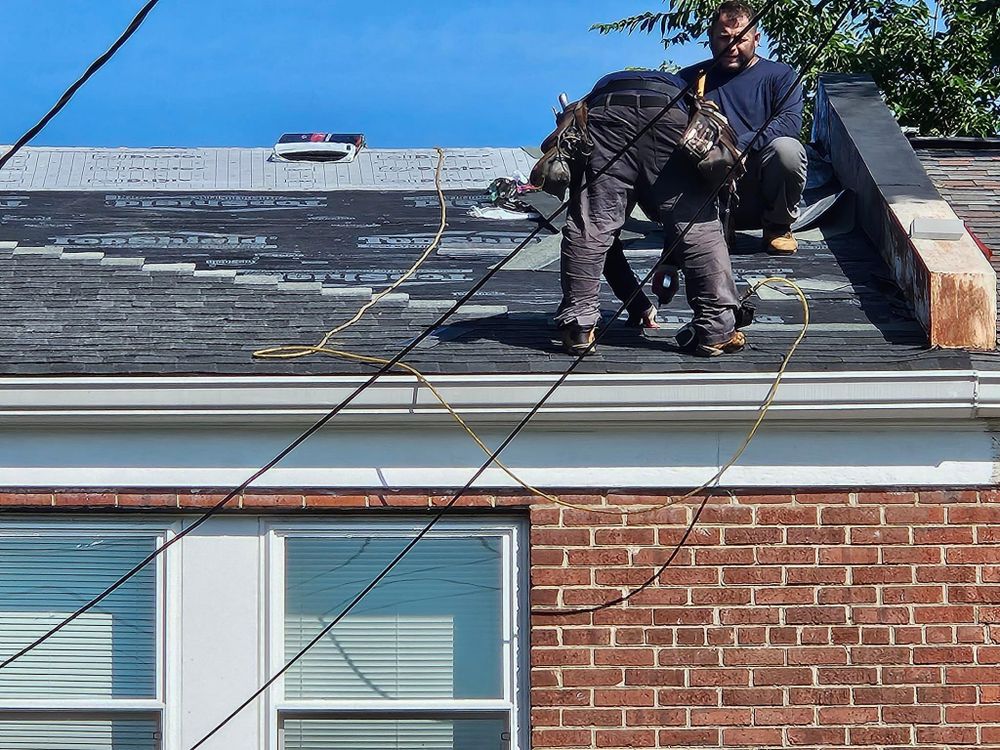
[679, 92, 745, 190]
[529, 99, 592, 200]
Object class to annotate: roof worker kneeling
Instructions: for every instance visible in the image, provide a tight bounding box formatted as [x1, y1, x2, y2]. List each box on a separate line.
[680, 0, 807, 255]
[539, 68, 747, 358]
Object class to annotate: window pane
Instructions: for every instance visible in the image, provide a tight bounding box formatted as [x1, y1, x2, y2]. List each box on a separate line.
[0, 536, 157, 699]
[285, 536, 503, 700]
[282, 717, 507, 750]
[0, 715, 159, 750]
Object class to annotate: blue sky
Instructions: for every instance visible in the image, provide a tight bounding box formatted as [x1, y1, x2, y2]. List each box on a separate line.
[0, 0, 715, 149]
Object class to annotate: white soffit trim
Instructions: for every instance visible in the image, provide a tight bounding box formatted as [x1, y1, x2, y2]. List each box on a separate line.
[0, 369, 989, 424]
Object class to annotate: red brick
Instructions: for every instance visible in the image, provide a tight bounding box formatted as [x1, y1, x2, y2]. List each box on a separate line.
[532, 529, 591, 547]
[533, 568, 592, 586]
[820, 506, 881, 525]
[594, 729, 655, 747]
[116, 492, 178, 508]
[752, 667, 813, 685]
[819, 586, 876, 604]
[790, 687, 850, 705]
[882, 666, 941, 684]
[594, 568, 656, 586]
[657, 728, 719, 747]
[690, 668, 750, 686]
[754, 589, 814, 607]
[916, 490, 977, 504]
[657, 688, 719, 706]
[882, 705, 941, 723]
[302, 494, 367, 508]
[691, 587, 752, 606]
[623, 708, 686, 726]
[850, 646, 911, 664]
[786, 606, 846, 625]
[695, 548, 754, 566]
[819, 547, 878, 565]
[851, 606, 909, 624]
[795, 492, 850, 505]
[948, 666, 1000, 683]
[721, 648, 783, 666]
[719, 608, 780, 625]
[946, 705, 1000, 723]
[595, 648, 654, 666]
[531, 688, 590, 706]
[884, 506, 945, 524]
[787, 566, 846, 585]
[561, 708, 620, 727]
[917, 565, 977, 583]
[785, 647, 847, 666]
[753, 707, 814, 725]
[913, 646, 974, 664]
[851, 566, 912, 584]
[787, 526, 846, 545]
[818, 667, 877, 684]
[914, 605, 976, 623]
[240, 493, 303, 508]
[756, 506, 817, 525]
[657, 648, 719, 667]
[659, 567, 720, 585]
[860, 625, 891, 644]
[722, 687, 784, 706]
[850, 526, 910, 544]
[722, 728, 782, 746]
[882, 546, 941, 564]
[531, 548, 565, 566]
[594, 688, 655, 707]
[532, 729, 591, 747]
[653, 608, 714, 625]
[562, 669, 623, 687]
[756, 547, 816, 564]
[593, 609, 654, 626]
[593, 528, 654, 546]
[53, 492, 116, 507]
[722, 527, 783, 545]
[918, 685, 977, 703]
[950, 585, 1000, 603]
[915, 726, 978, 744]
[858, 490, 918, 504]
[676, 628, 706, 646]
[949, 506, 1000, 524]
[625, 588, 687, 606]
[532, 648, 591, 667]
[787, 727, 846, 745]
[915, 525, 975, 544]
[690, 707, 751, 726]
[849, 726, 912, 745]
[697, 504, 753, 525]
[624, 668, 684, 686]
[736, 626, 766, 645]
[0, 492, 53, 506]
[883, 585, 944, 604]
[852, 686, 915, 704]
[818, 706, 879, 724]
[722, 567, 782, 585]
[948, 547, 1000, 564]
[532, 629, 560, 646]
[566, 548, 627, 566]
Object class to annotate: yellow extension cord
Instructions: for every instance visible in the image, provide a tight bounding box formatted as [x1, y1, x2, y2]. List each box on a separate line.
[253, 149, 811, 516]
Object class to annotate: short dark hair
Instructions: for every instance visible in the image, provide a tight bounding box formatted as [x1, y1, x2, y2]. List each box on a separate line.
[709, 1, 757, 32]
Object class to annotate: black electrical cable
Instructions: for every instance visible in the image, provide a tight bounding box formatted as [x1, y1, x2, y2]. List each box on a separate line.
[0, 0, 162, 172]
[0, 0, 781, 676]
[188, 3, 858, 745]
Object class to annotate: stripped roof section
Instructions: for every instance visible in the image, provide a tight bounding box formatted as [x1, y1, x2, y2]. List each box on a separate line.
[0, 147, 537, 192]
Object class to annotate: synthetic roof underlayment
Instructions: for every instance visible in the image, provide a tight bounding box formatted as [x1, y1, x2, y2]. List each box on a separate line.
[0, 146, 990, 376]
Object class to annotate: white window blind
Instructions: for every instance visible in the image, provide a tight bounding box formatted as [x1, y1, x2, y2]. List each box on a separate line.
[281, 717, 507, 750]
[0, 715, 160, 750]
[283, 536, 503, 701]
[0, 536, 157, 700]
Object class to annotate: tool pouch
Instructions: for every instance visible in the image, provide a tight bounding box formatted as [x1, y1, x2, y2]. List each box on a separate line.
[680, 96, 745, 190]
[530, 100, 593, 200]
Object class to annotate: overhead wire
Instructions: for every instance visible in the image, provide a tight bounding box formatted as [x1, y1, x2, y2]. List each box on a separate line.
[0, 0, 162, 172]
[189, 3, 857, 744]
[0, 0, 786, 677]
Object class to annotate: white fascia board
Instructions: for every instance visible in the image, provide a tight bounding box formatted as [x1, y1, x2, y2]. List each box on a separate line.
[0, 369, 984, 425]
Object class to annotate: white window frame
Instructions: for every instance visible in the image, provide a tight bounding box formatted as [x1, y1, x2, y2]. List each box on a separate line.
[264, 516, 527, 750]
[0, 519, 178, 748]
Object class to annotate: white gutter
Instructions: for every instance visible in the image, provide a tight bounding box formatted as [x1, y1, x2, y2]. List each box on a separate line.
[0, 369, 990, 424]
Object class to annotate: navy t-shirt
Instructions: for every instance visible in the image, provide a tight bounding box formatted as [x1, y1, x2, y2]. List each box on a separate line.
[679, 58, 802, 152]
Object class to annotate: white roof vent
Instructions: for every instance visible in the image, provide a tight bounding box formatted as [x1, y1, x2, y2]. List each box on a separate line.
[273, 133, 366, 163]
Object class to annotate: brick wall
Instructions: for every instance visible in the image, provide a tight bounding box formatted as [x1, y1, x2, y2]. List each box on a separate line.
[6, 487, 1000, 748]
[529, 490, 1000, 749]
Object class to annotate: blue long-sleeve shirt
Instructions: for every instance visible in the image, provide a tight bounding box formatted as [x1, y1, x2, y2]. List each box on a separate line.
[679, 58, 802, 152]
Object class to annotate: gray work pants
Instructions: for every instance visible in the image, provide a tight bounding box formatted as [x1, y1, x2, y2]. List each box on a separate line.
[732, 136, 808, 229]
[556, 98, 740, 345]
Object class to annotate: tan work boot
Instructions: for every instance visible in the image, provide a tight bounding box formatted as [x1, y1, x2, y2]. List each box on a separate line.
[698, 330, 747, 357]
[763, 225, 798, 255]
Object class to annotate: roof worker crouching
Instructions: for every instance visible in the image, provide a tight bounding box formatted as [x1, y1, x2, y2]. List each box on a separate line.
[540, 69, 748, 358]
[680, 0, 807, 255]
